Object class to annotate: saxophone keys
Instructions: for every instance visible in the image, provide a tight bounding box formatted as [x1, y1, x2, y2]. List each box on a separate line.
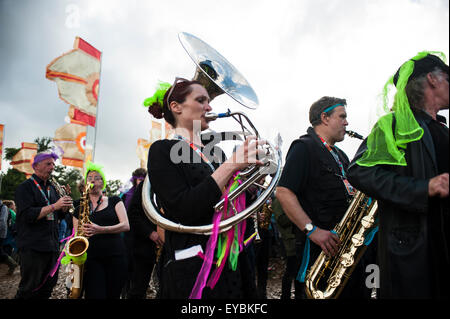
[351, 233, 365, 246]
[361, 215, 375, 228]
[340, 253, 354, 267]
[328, 275, 342, 288]
[312, 291, 325, 299]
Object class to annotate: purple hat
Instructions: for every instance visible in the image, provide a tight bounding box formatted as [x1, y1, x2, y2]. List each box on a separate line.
[32, 152, 59, 169]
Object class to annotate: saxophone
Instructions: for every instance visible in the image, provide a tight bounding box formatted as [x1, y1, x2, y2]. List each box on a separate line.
[305, 191, 378, 299]
[66, 183, 92, 299]
[49, 176, 75, 214]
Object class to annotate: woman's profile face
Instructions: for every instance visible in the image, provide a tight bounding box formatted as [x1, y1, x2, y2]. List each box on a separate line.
[175, 84, 212, 131]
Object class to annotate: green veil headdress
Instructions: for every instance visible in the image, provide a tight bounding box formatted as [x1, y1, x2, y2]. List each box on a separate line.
[356, 51, 447, 167]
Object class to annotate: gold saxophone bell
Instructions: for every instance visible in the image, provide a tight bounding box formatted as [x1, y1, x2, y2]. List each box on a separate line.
[67, 236, 89, 257]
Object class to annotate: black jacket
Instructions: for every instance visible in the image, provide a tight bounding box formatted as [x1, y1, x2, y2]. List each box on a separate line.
[127, 182, 157, 258]
[347, 110, 449, 298]
[14, 174, 62, 252]
[148, 139, 223, 258]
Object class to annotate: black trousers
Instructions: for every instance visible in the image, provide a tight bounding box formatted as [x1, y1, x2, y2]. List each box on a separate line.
[15, 249, 59, 299]
[281, 255, 304, 299]
[84, 255, 128, 299]
[127, 253, 156, 299]
[255, 228, 271, 298]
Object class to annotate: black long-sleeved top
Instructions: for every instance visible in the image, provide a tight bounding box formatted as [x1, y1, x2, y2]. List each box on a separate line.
[148, 139, 223, 258]
[127, 181, 157, 257]
[14, 174, 62, 252]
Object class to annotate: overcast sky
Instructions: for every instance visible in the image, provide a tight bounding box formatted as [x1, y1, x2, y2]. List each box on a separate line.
[1, 0, 448, 183]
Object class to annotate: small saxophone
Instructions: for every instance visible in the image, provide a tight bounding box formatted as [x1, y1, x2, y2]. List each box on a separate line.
[49, 176, 75, 214]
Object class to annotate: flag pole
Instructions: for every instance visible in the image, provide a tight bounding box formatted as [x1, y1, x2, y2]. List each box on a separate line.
[91, 53, 103, 163]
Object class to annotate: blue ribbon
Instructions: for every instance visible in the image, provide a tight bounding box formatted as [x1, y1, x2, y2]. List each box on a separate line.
[323, 103, 344, 113]
[296, 226, 317, 282]
[364, 226, 378, 246]
[362, 198, 378, 246]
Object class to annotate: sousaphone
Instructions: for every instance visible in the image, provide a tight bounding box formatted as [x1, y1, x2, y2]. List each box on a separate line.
[142, 32, 282, 235]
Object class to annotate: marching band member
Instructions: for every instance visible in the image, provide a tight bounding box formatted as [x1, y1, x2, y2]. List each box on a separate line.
[348, 52, 449, 298]
[144, 78, 264, 298]
[276, 97, 368, 299]
[14, 152, 73, 299]
[126, 168, 163, 299]
[72, 161, 129, 299]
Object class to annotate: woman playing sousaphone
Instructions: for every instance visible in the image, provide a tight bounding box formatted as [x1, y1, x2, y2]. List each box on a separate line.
[144, 78, 265, 299]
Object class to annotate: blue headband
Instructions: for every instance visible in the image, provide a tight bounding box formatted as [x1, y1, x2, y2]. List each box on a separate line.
[323, 103, 344, 113]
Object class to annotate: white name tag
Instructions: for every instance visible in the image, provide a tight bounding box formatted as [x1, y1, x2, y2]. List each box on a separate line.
[174, 245, 203, 261]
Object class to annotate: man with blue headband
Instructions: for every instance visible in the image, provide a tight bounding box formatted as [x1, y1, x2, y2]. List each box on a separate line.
[14, 151, 73, 299]
[348, 51, 449, 298]
[276, 96, 367, 299]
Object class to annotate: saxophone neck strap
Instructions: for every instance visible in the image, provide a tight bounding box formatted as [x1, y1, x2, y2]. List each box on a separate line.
[30, 176, 51, 205]
[89, 196, 103, 215]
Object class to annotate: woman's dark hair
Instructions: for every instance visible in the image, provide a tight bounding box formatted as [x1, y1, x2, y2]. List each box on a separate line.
[131, 168, 147, 187]
[147, 80, 202, 127]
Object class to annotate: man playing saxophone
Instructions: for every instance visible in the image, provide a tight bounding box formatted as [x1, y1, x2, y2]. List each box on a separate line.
[14, 151, 73, 299]
[276, 96, 367, 299]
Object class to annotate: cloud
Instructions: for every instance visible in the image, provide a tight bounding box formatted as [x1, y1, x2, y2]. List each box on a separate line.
[1, 0, 448, 182]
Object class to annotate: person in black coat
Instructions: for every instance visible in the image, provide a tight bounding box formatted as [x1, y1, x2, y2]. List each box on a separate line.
[126, 181, 163, 298]
[14, 152, 73, 299]
[145, 78, 264, 299]
[348, 52, 449, 299]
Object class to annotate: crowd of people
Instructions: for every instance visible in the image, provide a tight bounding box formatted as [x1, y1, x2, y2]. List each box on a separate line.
[1, 51, 448, 300]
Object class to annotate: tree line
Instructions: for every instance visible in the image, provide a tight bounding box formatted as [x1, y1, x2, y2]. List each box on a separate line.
[0, 137, 122, 200]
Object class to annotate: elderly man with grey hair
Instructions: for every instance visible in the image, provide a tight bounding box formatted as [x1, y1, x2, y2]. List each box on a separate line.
[348, 52, 449, 299]
[14, 152, 73, 299]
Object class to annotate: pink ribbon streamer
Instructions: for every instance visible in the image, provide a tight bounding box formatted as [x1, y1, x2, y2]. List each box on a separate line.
[206, 190, 246, 289]
[189, 172, 247, 299]
[33, 227, 75, 292]
[188, 205, 223, 299]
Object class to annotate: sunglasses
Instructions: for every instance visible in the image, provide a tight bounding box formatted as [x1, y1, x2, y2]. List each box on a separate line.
[165, 77, 189, 106]
[86, 176, 103, 182]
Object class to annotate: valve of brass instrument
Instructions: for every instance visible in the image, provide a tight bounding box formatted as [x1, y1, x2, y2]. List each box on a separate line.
[258, 200, 273, 230]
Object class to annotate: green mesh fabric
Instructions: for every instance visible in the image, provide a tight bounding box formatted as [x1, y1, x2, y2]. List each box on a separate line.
[357, 51, 447, 167]
[143, 81, 171, 108]
[84, 160, 107, 190]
